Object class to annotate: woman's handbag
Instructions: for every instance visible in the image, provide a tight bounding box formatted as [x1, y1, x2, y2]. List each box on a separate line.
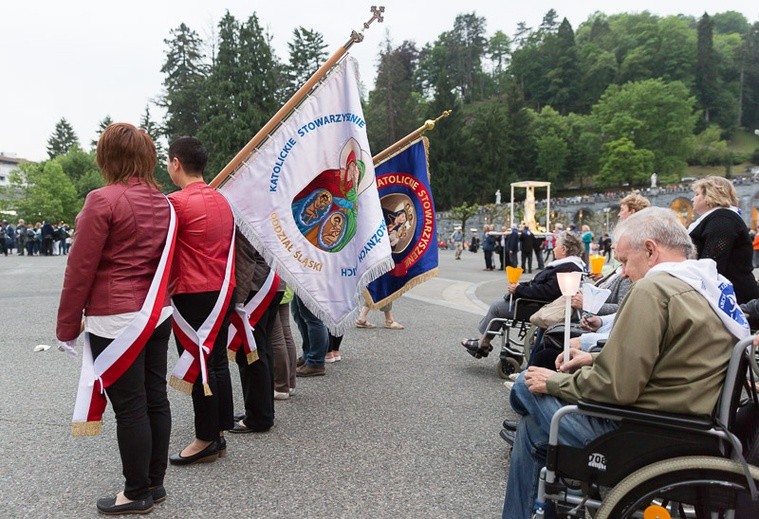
[529, 296, 568, 328]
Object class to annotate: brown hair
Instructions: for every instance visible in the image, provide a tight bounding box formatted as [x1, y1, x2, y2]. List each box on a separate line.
[96, 123, 159, 188]
[619, 193, 651, 213]
[693, 176, 738, 209]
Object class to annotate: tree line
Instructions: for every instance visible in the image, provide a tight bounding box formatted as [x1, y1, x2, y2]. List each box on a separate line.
[4, 8, 759, 223]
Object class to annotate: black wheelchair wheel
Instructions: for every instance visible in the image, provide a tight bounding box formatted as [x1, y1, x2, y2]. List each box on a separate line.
[596, 456, 759, 518]
[496, 357, 521, 379]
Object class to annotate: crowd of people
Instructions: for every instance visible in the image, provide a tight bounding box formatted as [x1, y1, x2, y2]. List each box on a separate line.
[0, 219, 72, 256]
[54, 124, 403, 515]
[458, 181, 759, 517]
[44, 120, 759, 517]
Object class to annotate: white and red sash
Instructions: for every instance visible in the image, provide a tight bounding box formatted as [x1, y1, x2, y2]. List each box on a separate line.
[72, 202, 177, 437]
[169, 227, 236, 396]
[227, 270, 280, 364]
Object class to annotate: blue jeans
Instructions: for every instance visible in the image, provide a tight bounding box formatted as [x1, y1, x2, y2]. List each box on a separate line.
[502, 375, 617, 519]
[290, 296, 328, 367]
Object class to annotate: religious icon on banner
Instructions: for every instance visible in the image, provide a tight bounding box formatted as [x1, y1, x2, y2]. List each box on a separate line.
[382, 195, 415, 253]
[290, 138, 367, 252]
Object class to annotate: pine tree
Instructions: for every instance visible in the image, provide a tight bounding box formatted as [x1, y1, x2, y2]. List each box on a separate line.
[546, 18, 580, 114]
[284, 27, 328, 98]
[47, 118, 80, 159]
[140, 105, 171, 191]
[159, 23, 208, 141]
[91, 115, 113, 150]
[695, 13, 719, 125]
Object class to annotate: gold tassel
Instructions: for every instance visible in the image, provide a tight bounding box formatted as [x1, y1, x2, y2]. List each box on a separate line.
[203, 383, 213, 397]
[71, 420, 101, 437]
[246, 350, 259, 364]
[169, 376, 193, 395]
[367, 267, 439, 310]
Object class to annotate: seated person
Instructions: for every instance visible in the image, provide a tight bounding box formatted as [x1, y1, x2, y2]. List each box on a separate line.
[461, 232, 584, 359]
[501, 207, 751, 519]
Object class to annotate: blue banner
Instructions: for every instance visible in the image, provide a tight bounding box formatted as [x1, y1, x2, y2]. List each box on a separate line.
[365, 137, 439, 307]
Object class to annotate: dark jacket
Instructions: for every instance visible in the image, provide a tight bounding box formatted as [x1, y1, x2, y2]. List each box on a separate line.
[519, 229, 535, 254]
[690, 208, 759, 304]
[511, 258, 583, 302]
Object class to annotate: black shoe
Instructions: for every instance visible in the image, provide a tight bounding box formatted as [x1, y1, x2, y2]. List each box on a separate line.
[169, 441, 219, 466]
[500, 428, 516, 446]
[462, 339, 492, 359]
[218, 436, 227, 458]
[229, 419, 271, 434]
[502, 419, 519, 431]
[233, 412, 245, 422]
[296, 356, 305, 367]
[96, 495, 154, 515]
[150, 485, 166, 504]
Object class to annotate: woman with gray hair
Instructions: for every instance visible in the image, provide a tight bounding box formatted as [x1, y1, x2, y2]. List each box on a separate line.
[461, 232, 585, 359]
[689, 176, 759, 303]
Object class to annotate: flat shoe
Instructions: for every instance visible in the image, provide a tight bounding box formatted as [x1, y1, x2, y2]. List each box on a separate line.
[96, 495, 154, 515]
[324, 354, 341, 363]
[169, 441, 219, 466]
[229, 419, 271, 434]
[500, 428, 516, 446]
[384, 321, 404, 330]
[355, 320, 376, 329]
[150, 485, 166, 504]
[502, 419, 519, 431]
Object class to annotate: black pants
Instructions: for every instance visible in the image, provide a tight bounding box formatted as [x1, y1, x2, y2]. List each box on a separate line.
[328, 334, 343, 352]
[484, 250, 494, 269]
[89, 318, 172, 501]
[172, 292, 234, 441]
[236, 291, 283, 430]
[521, 250, 533, 272]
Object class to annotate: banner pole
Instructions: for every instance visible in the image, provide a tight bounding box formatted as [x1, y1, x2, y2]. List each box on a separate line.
[371, 110, 451, 165]
[210, 6, 385, 189]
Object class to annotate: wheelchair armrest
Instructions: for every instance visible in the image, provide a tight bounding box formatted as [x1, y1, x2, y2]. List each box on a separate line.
[577, 400, 714, 430]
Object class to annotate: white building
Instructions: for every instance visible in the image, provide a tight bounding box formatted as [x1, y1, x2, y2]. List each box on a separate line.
[0, 153, 25, 187]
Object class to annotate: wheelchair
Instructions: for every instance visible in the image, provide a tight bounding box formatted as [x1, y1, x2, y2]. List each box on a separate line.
[530, 336, 759, 518]
[485, 297, 547, 380]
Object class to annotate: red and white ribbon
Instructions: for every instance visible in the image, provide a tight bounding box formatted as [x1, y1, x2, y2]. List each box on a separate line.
[227, 270, 280, 364]
[72, 201, 177, 436]
[169, 228, 236, 395]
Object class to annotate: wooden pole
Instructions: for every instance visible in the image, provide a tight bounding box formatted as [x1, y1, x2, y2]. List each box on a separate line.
[371, 110, 451, 165]
[210, 6, 385, 189]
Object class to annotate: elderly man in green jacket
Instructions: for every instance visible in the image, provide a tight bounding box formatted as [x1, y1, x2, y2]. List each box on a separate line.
[502, 207, 751, 519]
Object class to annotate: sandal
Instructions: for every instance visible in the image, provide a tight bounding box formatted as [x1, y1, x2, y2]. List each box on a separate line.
[355, 320, 376, 329]
[461, 338, 492, 359]
[385, 320, 404, 330]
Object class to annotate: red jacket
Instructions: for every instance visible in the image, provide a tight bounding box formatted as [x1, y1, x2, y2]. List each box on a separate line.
[56, 179, 171, 341]
[168, 182, 236, 295]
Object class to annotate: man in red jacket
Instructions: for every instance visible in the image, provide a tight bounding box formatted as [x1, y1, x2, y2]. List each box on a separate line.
[166, 137, 236, 465]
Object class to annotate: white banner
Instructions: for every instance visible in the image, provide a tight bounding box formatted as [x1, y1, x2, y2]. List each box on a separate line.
[219, 57, 393, 333]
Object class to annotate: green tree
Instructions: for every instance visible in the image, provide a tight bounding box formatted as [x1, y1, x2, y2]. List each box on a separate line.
[140, 105, 171, 191]
[545, 18, 580, 114]
[365, 38, 422, 153]
[448, 201, 480, 233]
[592, 79, 697, 174]
[284, 27, 328, 98]
[712, 11, 750, 35]
[740, 22, 759, 130]
[47, 118, 80, 159]
[487, 30, 512, 95]
[597, 137, 655, 188]
[9, 161, 80, 223]
[696, 14, 719, 126]
[159, 23, 208, 141]
[91, 115, 113, 149]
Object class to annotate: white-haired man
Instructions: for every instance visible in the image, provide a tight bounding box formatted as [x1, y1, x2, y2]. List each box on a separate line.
[502, 207, 750, 519]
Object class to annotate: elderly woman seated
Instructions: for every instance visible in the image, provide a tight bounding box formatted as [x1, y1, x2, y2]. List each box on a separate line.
[461, 231, 585, 359]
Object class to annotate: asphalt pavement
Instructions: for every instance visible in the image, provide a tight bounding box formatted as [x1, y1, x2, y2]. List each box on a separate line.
[0, 247, 520, 518]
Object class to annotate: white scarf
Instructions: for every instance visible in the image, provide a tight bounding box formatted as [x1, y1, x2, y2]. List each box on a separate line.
[546, 256, 585, 271]
[647, 259, 750, 339]
[687, 206, 740, 234]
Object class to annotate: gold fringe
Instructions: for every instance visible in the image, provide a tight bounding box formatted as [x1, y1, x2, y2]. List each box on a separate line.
[169, 376, 193, 395]
[366, 267, 439, 310]
[246, 350, 259, 364]
[71, 420, 101, 437]
[203, 383, 213, 397]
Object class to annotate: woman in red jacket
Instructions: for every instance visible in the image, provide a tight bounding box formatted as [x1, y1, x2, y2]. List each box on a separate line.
[57, 123, 175, 515]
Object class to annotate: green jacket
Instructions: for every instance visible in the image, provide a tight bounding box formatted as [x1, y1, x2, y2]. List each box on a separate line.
[547, 273, 734, 417]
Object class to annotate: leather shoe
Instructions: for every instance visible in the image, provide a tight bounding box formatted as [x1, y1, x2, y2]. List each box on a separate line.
[502, 419, 519, 431]
[169, 440, 219, 465]
[218, 436, 227, 458]
[296, 364, 325, 377]
[96, 495, 154, 515]
[500, 428, 516, 446]
[233, 412, 245, 422]
[229, 419, 271, 434]
[150, 485, 166, 504]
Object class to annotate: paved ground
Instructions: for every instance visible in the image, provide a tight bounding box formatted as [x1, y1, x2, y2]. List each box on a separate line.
[0, 247, 523, 518]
